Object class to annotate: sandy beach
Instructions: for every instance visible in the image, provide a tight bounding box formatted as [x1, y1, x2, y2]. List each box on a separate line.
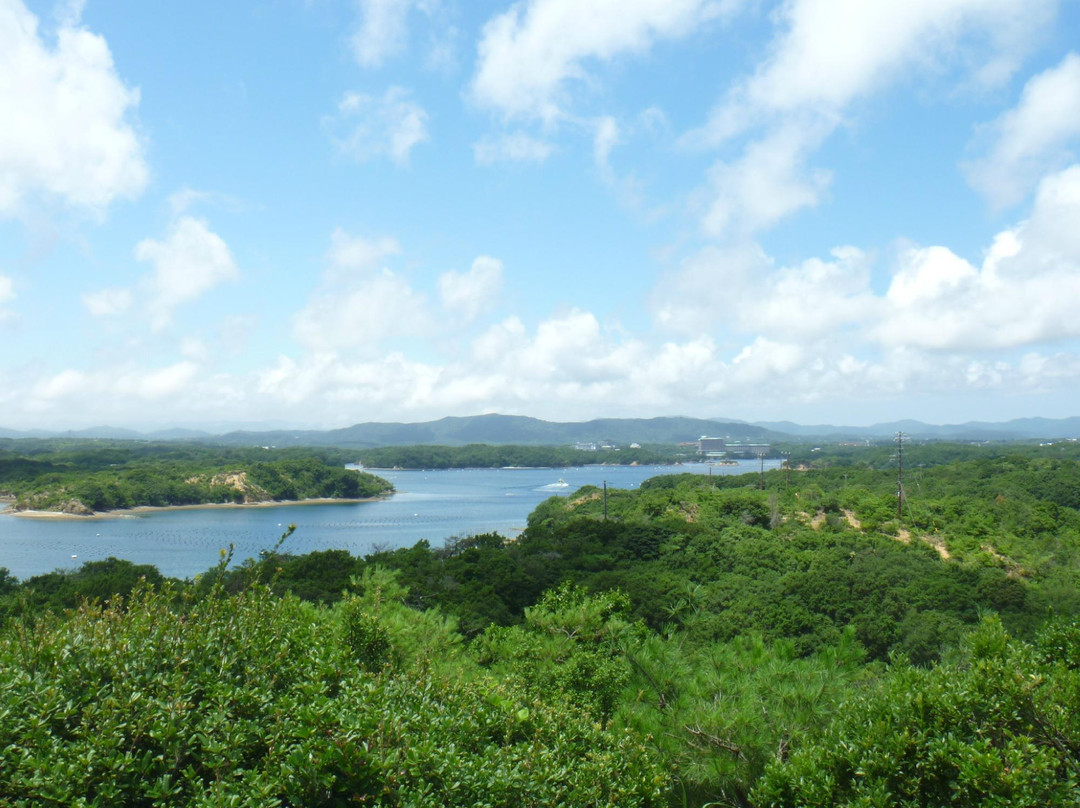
[4, 496, 386, 521]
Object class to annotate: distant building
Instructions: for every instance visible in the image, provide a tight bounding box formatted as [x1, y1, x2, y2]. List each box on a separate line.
[723, 442, 772, 458]
[697, 436, 727, 457]
[574, 442, 598, 452]
[629, 442, 641, 449]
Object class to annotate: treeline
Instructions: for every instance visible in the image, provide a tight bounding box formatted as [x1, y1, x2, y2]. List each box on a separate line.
[354, 442, 683, 469]
[0, 439, 389, 513]
[3, 444, 1080, 804]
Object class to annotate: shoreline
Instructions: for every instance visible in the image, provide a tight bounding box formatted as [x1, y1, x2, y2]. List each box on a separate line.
[3, 496, 386, 521]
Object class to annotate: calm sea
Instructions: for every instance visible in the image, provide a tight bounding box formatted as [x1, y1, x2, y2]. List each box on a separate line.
[0, 461, 776, 581]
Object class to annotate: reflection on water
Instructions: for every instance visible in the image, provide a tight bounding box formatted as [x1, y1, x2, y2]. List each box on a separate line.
[0, 461, 777, 580]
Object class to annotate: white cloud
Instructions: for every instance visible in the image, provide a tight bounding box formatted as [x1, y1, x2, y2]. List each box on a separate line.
[653, 241, 875, 340]
[471, 0, 735, 122]
[326, 87, 429, 166]
[438, 256, 503, 320]
[349, 0, 449, 68]
[473, 132, 553, 165]
[292, 228, 429, 353]
[875, 165, 1080, 351]
[691, 0, 1052, 148]
[293, 270, 429, 353]
[115, 360, 200, 399]
[660, 163, 1080, 360]
[0, 0, 147, 215]
[82, 287, 132, 317]
[593, 115, 620, 174]
[700, 121, 832, 237]
[326, 227, 401, 277]
[0, 273, 14, 320]
[351, 0, 415, 67]
[683, 0, 1057, 236]
[965, 52, 1080, 208]
[134, 216, 240, 330]
[166, 186, 241, 217]
[652, 241, 772, 333]
[32, 368, 88, 401]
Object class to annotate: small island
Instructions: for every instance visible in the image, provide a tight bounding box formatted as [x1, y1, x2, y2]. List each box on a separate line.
[0, 440, 392, 517]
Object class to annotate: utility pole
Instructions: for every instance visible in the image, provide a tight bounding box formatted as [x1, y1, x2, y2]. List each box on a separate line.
[759, 452, 765, 490]
[603, 480, 608, 521]
[896, 431, 904, 522]
[783, 452, 790, 489]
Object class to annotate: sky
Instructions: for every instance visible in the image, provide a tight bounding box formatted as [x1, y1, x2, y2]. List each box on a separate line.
[2, 0, 1080, 430]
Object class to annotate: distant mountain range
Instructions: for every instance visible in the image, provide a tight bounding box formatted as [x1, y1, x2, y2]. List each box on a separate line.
[2, 414, 1079, 446]
[195, 415, 777, 448]
[753, 417, 1080, 441]
[0, 426, 213, 440]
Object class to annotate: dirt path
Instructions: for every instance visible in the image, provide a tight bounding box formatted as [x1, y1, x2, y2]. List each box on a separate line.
[895, 527, 950, 559]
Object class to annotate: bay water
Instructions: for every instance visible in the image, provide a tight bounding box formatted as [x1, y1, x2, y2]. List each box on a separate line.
[0, 461, 776, 581]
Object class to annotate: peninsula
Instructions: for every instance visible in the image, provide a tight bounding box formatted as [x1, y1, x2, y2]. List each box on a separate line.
[0, 440, 392, 516]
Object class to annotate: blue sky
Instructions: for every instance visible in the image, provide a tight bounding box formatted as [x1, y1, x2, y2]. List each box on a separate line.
[2, 0, 1080, 430]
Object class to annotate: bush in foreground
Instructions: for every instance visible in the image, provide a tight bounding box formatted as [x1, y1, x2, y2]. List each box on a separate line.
[0, 574, 667, 807]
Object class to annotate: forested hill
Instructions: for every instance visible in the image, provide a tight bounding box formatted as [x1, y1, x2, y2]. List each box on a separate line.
[204, 414, 778, 448]
[0, 441, 391, 514]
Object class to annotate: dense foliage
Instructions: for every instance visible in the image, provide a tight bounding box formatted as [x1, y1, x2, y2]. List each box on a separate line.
[3, 441, 1080, 805]
[0, 563, 667, 806]
[0, 440, 391, 513]
[354, 442, 683, 469]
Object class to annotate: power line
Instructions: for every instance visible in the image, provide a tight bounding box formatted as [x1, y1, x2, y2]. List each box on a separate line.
[896, 431, 905, 523]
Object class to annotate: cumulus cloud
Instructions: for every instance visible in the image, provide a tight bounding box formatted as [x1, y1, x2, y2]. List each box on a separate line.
[0, 273, 14, 320]
[325, 87, 429, 166]
[292, 228, 429, 353]
[438, 256, 503, 320]
[653, 241, 875, 340]
[326, 227, 401, 277]
[690, 0, 1052, 148]
[473, 132, 553, 165]
[29, 360, 200, 409]
[349, 0, 450, 68]
[166, 186, 241, 217]
[965, 52, 1080, 208]
[593, 115, 620, 174]
[0, 0, 147, 215]
[258, 310, 726, 420]
[134, 216, 240, 330]
[471, 0, 736, 122]
[81, 214, 238, 327]
[351, 0, 415, 67]
[683, 0, 1057, 236]
[659, 162, 1080, 361]
[82, 287, 132, 317]
[699, 121, 832, 237]
[875, 164, 1080, 350]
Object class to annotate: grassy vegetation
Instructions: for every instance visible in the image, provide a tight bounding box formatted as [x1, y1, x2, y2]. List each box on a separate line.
[353, 442, 689, 468]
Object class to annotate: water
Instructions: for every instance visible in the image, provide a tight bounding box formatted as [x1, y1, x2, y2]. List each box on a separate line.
[0, 461, 775, 581]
